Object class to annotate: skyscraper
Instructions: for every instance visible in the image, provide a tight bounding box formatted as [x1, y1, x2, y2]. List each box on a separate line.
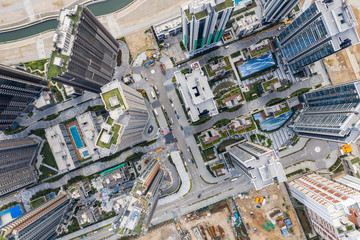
[0, 64, 49, 130]
[260, 0, 300, 23]
[47, 5, 119, 93]
[181, 0, 234, 52]
[1, 193, 71, 240]
[292, 81, 360, 143]
[96, 80, 149, 155]
[225, 141, 286, 190]
[0, 137, 40, 197]
[278, 0, 359, 72]
[288, 173, 360, 240]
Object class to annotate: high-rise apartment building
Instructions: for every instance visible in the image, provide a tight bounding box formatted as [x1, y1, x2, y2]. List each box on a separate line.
[0, 64, 49, 130]
[96, 80, 149, 155]
[278, 0, 359, 72]
[288, 173, 360, 240]
[260, 0, 300, 23]
[225, 141, 286, 190]
[0, 137, 40, 197]
[181, 0, 234, 52]
[292, 81, 360, 143]
[47, 5, 119, 93]
[1, 193, 71, 240]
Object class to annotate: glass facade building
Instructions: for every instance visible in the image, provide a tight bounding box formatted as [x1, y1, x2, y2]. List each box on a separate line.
[278, 0, 359, 72]
[0, 64, 48, 130]
[293, 81, 360, 142]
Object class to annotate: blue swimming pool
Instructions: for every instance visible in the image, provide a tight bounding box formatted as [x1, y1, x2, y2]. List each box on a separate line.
[70, 126, 84, 149]
[83, 150, 89, 158]
[253, 110, 294, 131]
[0, 205, 23, 226]
[238, 53, 275, 78]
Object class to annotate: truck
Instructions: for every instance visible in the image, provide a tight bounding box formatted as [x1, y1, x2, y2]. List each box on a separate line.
[254, 227, 259, 236]
[255, 197, 259, 204]
[260, 196, 264, 204]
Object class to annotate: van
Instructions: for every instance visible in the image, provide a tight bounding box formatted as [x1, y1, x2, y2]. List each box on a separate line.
[151, 91, 156, 99]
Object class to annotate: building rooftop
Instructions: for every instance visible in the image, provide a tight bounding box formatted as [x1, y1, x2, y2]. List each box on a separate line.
[227, 141, 286, 190]
[96, 124, 121, 150]
[175, 62, 218, 122]
[47, 5, 82, 79]
[45, 125, 76, 171]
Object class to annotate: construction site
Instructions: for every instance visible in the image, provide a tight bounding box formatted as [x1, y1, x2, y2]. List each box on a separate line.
[235, 184, 305, 240]
[174, 199, 247, 240]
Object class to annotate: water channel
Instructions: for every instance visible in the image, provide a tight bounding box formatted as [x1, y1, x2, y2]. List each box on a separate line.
[0, 0, 134, 43]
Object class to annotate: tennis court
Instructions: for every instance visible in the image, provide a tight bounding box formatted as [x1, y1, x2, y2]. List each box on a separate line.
[237, 53, 276, 78]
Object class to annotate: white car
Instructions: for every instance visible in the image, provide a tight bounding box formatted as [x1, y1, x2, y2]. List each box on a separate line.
[225, 45, 230, 49]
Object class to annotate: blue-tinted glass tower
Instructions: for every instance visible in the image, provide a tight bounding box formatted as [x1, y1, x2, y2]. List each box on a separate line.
[278, 0, 359, 72]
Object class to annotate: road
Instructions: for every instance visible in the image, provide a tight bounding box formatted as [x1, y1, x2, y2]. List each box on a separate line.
[57, 216, 116, 240]
[1, 24, 328, 239]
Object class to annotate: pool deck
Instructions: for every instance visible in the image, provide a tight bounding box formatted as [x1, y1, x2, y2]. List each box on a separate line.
[65, 120, 86, 161]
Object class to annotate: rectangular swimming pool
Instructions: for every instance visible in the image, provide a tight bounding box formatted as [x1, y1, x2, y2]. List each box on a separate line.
[70, 126, 84, 149]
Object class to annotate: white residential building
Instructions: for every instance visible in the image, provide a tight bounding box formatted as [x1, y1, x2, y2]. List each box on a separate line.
[175, 62, 218, 122]
[153, 15, 182, 40]
[226, 141, 286, 190]
[288, 173, 360, 240]
[260, 0, 300, 23]
[181, 0, 234, 52]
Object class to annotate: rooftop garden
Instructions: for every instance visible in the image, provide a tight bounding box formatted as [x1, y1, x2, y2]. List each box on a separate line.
[195, 10, 208, 20]
[217, 138, 242, 153]
[96, 124, 121, 149]
[243, 82, 262, 102]
[184, 9, 192, 21]
[215, 0, 234, 12]
[205, 56, 232, 77]
[274, 102, 290, 117]
[228, 118, 255, 136]
[216, 88, 243, 107]
[199, 130, 227, 149]
[250, 45, 272, 58]
[213, 81, 235, 94]
[70, 6, 82, 35]
[47, 7, 82, 79]
[263, 78, 279, 91]
[101, 88, 124, 111]
[203, 147, 216, 161]
[47, 51, 69, 79]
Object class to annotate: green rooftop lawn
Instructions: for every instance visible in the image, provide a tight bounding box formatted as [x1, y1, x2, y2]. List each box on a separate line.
[70, 6, 82, 34]
[101, 89, 124, 111]
[47, 52, 69, 79]
[106, 117, 114, 125]
[96, 124, 121, 149]
[195, 10, 208, 20]
[184, 9, 192, 21]
[215, 0, 234, 12]
[274, 102, 290, 116]
[263, 78, 279, 90]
